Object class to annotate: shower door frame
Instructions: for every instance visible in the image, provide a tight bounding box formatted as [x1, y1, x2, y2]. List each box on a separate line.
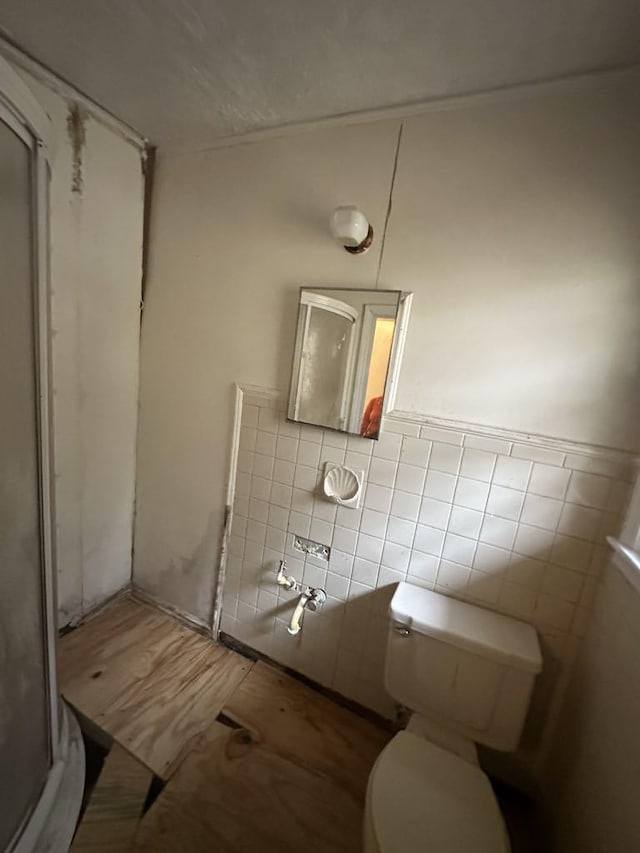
[0, 57, 65, 849]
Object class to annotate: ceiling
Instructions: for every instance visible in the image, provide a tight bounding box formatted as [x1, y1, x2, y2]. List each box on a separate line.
[0, 0, 638, 151]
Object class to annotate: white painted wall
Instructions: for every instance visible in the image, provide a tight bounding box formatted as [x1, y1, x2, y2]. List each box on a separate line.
[13, 64, 145, 625]
[134, 71, 640, 624]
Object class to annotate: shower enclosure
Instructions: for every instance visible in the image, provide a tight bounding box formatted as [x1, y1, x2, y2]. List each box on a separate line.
[0, 57, 84, 851]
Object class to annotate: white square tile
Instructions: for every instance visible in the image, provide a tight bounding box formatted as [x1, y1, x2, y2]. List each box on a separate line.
[364, 483, 394, 514]
[310, 517, 333, 545]
[368, 457, 397, 488]
[360, 508, 388, 538]
[277, 418, 300, 439]
[566, 471, 611, 509]
[349, 578, 377, 601]
[424, 470, 457, 503]
[400, 437, 432, 467]
[506, 555, 545, 590]
[485, 485, 525, 521]
[419, 497, 452, 530]
[228, 535, 245, 559]
[473, 542, 512, 573]
[256, 587, 279, 613]
[300, 424, 324, 444]
[377, 566, 407, 587]
[442, 533, 476, 567]
[372, 431, 403, 461]
[323, 430, 348, 449]
[429, 442, 463, 474]
[528, 463, 571, 500]
[239, 427, 257, 453]
[253, 453, 275, 480]
[513, 524, 555, 559]
[454, 478, 490, 511]
[273, 459, 295, 485]
[270, 482, 292, 509]
[356, 533, 384, 563]
[407, 551, 439, 584]
[520, 494, 563, 531]
[386, 516, 417, 547]
[557, 504, 603, 542]
[267, 504, 289, 531]
[479, 515, 517, 549]
[492, 456, 532, 490]
[288, 511, 311, 538]
[325, 571, 350, 599]
[291, 488, 315, 516]
[436, 561, 470, 592]
[413, 524, 446, 557]
[321, 446, 346, 466]
[467, 571, 504, 606]
[242, 404, 259, 429]
[265, 526, 286, 553]
[237, 450, 254, 475]
[534, 595, 574, 631]
[230, 514, 247, 539]
[254, 430, 277, 457]
[550, 534, 593, 572]
[303, 563, 327, 589]
[381, 541, 411, 572]
[511, 444, 564, 466]
[297, 440, 322, 468]
[246, 519, 266, 545]
[336, 506, 362, 531]
[345, 450, 372, 473]
[499, 583, 536, 619]
[257, 407, 279, 434]
[235, 471, 250, 498]
[332, 525, 358, 555]
[347, 434, 374, 455]
[328, 549, 354, 577]
[541, 565, 584, 603]
[248, 498, 269, 523]
[351, 557, 380, 587]
[276, 435, 299, 462]
[607, 480, 633, 513]
[395, 463, 426, 495]
[250, 475, 272, 502]
[311, 498, 337, 524]
[448, 506, 483, 539]
[293, 464, 317, 491]
[390, 490, 421, 522]
[459, 448, 496, 482]
[384, 419, 420, 437]
[234, 494, 249, 519]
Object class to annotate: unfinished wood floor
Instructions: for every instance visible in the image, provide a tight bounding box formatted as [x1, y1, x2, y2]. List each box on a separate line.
[59, 598, 391, 852]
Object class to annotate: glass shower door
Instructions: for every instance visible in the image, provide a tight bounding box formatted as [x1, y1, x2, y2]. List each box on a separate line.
[0, 112, 52, 849]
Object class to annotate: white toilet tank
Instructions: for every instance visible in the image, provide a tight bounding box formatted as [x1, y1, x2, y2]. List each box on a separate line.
[386, 583, 542, 752]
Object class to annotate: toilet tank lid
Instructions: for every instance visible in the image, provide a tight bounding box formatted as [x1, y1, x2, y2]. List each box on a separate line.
[390, 583, 542, 673]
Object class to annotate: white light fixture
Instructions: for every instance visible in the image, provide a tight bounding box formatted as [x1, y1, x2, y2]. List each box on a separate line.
[329, 205, 373, 254]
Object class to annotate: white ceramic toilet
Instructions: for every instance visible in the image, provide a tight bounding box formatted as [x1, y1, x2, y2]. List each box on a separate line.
[364, 582, 542, 852]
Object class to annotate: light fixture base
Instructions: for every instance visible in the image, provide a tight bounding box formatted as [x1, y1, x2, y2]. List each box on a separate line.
[343, 224, 374, 254]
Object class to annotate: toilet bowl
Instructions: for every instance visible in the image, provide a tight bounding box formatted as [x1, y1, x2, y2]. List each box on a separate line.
[363, 582, 542, 853]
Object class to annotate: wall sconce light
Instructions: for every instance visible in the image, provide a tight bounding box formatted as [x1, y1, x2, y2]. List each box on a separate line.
[329, 205, 373, 254]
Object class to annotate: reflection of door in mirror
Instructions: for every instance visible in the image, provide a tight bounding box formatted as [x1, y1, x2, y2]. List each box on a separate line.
[349, 308, 396, 436]
[291, 293, 358, 430]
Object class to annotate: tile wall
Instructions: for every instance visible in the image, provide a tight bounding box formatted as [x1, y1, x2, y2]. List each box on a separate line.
[220, 389, 636, 764]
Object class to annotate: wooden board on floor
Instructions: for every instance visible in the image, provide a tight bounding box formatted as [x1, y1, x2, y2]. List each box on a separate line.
[134, 723, 364, 853]
[59, 599, 253, 779]
[221, 661, 391, 802]
[71, 744, 152, 852]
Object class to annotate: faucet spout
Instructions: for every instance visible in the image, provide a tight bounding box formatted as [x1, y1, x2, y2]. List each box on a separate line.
[287, 591, 310, 635]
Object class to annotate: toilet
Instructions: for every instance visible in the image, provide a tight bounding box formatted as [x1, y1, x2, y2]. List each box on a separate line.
[364, 582, 542, 852]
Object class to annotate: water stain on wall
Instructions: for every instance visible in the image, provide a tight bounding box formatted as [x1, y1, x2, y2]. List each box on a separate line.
[66, 103, 87, 194]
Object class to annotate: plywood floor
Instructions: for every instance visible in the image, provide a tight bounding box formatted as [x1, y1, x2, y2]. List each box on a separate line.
[60, 599, 391, 852]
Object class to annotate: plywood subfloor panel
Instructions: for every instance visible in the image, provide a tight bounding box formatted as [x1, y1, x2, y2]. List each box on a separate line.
[221, 661, 391, 802]
[134, 723, 364, 853]
[59, 600, 253, 778]
[71, 744, 152, 852]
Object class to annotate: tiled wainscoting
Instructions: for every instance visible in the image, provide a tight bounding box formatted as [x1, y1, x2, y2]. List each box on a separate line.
[220, 388, 636, 766]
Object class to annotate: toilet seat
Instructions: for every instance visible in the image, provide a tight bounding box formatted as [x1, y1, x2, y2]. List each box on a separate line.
[365, 731, 510, 853]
